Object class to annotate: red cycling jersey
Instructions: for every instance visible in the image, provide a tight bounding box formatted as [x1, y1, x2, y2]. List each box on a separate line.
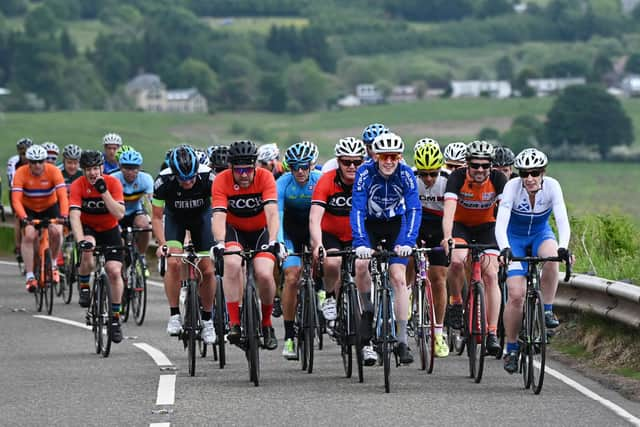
[69, 175, 124, 232]
[211, 167, 277, 232]
[311, 169, 352, 242]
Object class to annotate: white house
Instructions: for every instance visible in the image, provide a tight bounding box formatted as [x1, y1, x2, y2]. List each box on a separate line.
[166, 89, 208, 113]
[450, 80, 511, 98]
[526, 77, 586, 96]
[336, 94, 361, 108]
[387, 85, 418, 103]
[356, 84, 384, 104]
[125, 73, 207, 113]
[621, 74, 640, 97]
[0, 88, 10, 96]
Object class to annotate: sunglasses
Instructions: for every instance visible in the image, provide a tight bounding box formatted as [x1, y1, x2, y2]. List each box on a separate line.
[29, 160, 44, 164]
[468, 162, 491, 170]
[378, 153, 402, 162]
[177, 176, 196, 183]
[289, 162, 310, 171]
[417, 171, 439, 178]
[339, 159, 363, 167]
[232, 166, 255, 175]
[446, 163, 463, 170]
[519, 169, 543, 178]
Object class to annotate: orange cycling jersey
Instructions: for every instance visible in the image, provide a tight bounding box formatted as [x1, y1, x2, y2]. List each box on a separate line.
[311, 169, 352, 242]
[212, 167, 277, 232]
[11, 163, 69, 219]
[69, 175, 124, 232]
[444, 168, 507, 226]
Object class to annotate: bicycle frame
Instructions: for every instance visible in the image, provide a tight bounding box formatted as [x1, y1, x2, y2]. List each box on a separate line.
[28, 218, 62, 315]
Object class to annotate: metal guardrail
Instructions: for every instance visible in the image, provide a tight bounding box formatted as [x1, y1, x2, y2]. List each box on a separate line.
[556, 274, 640, 329]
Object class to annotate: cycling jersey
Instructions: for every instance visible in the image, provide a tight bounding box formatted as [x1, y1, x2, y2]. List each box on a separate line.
[152, 165, 213, 217]
[417, 172, 447, 220]
[11, 163, 69, 219]
[69, 174, 124, 232]
[495, 176, 570, 250]
[311, 169, 353, 242]
[444, 168, 507, 226]
[211, 167, 277, 232]
[103, 154, 119, 175]
[350, 161, 421, 248]
[7, 155, 26, 186]
[57, 164, 83, 186]
[320, 158, 339, 173]
[276, 171, 321, 242]
[112, 170, 154, 216]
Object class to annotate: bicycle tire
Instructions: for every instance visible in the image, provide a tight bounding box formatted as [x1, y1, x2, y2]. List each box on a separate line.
[60, 268, 72, 305]
[338, 287, 352, 378]
[132, 257, 147, 326]
[187, 279, 198, 376]
[214, 276, 226, 369]
[496, 270, 507, 359]
[297, 284, 308, 372]
[62, 241, 76, 304]
[423, 281, 436, 374]
[98, 274, 112, 358]
[121, 269, 131, 323]
[91, 280, 100, 354]
[467, 281, 486, 383]
[305, 278, 316, 374]
[382, 288, 392, 393]
[45, 249, 54, 315]
[245, 280, 260, 386]
[529, 289, 546, 394]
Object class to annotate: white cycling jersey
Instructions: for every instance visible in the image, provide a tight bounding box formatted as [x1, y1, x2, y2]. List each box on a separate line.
[495, 176, 570, 250]
[417, 172, 447, 218]
[7, 155, 20, 186]
[321, 157, 338, 173]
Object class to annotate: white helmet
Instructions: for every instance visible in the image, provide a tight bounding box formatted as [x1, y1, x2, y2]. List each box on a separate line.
[26, 145, 47, 161]
[414, 137, 439, 153]
[335, 137, 366, 157]
[42, 141, 59, 156]
[514, 148, 548, 169]
[63, 144, 82, 160]
[103, 132, 123, 146]
[257, 143, 280, 162]
[372, 132, 404, 154]
[443, 142, 467, 162]
[466, 140, 494, 160]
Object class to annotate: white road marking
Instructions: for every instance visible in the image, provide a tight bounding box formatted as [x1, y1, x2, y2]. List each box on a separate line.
[541, 363, 640, 426]
[156, 375, 176, 405]
[150, 423, 170, 427]
[133, 343, 173, 367]
[33, 314, 92, 331]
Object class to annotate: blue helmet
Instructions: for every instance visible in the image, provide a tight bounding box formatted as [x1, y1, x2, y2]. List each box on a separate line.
[170, 145, 198, 180]
[362, 123, 389, 145]
[285, 141, 317, 165]
[119, 150, 143, 167]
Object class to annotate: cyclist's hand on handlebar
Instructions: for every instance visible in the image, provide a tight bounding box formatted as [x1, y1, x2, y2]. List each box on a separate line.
[557, 247, 574, 265]
[499, 247, 512, 265]
[59, 216, 69, 227]
[394, 245, 413, 257]
[210, 241, 226, 276]
[78, 240, 94, 251]
[355, 246, 372, 259]
[155, 244, 168, 258]
[441, 238, 453, 256]
[312, 245, 323, 261]
[269, 241, 287, 260]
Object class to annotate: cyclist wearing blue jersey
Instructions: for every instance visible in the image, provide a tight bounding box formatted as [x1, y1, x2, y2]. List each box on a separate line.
[351, 132, 421, 365]
[278, 141, 322, 360]
[495, 148, 572, 373]
[102, 133, 123, 174]
[112, 150, 154, 272]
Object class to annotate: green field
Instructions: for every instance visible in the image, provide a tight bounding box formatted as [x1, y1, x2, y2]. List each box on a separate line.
[203, 16, 308, 33]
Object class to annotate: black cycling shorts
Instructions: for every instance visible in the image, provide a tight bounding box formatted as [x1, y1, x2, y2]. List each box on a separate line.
[418, 218, 447, 267]
[25, 205, 60, 221]
[119, 210, 147, 229]
[452, 221, 498, 254]
[164, 208, 214, 252]
[225, 224, 274, 260]
[83, 225, 123, 263]
[364, 217, 407, 266]
[322, 232, 352, 251]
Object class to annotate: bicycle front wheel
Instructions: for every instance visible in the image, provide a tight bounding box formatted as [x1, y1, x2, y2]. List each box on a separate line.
[45, 250, 54, 315]
[245, 281, 260, 386]
[304, 278, 316, 374]
[337, 287, 351, 378]
[34, 254, 43, 312]
[131, 257, 147, 326]
[422, 282, 436, 374]
[186, 280, 198, 376]
[382, 289, 392, 393]
[467, 282, 486, 383]
[529, 289, 546, 394]
[214, 276, 226, 369]
[98, 275, 112, 358]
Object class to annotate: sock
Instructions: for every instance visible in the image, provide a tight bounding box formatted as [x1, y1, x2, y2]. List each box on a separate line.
[112, 303, 121, 316]
[227, 301, 240, 325]
[326, 291, 336, 299]
[397, 320, 408, 345]
[26, 272, 35, 280]
[170, 306, 180, 316]
[284, 320, 295, 340]
[261, 304, 273, 327]
[201, 311, 212, 321]
[450, 295, 463, 305]
[544, 304, 553, 312]
[79, 275, 90, 288]
[488, 325, 497, 334]
[435, 325, 443, 335]
[506, 342, 519, 353]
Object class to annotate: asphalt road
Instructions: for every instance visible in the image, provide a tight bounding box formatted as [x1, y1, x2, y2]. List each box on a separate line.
[1, 259, 639, 427]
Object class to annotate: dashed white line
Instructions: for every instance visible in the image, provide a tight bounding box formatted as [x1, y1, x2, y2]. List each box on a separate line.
[156, 375, 176, 405]
[33, 314, 92, 330]
[149, 423, 170, 427]
[133, 343, 173, 367]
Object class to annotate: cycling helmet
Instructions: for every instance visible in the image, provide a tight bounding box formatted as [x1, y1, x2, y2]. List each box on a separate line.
[26, 145, 47, 161]
[170, 145, 198, 180]
[414, 143, 444, 170]
[62, 144, 82, 160]
[195, 149, 209, 165]
[335, 137, 366, 157]
[102, 132, 123, 146]
[42, 141, 59, 156]
[372, 132, 404, 154]
[228, 140, 258, 165]
[119, 150, 143, 167]
[514, 148, 548, 169]
[115, 144, 134, 162]
[303, 140, 319, 163]
[80, 150, 104, 168]
[443, 142, 467, 162]
[210, 145, 230, 169]
[492, 146, 515, 167]
[16, 138, 33, 150]
[285, 141, 317, 164]
[414, 137, 439, 153]
[257, 143, 280, 163]
[362, 123, 389, 145]
[466, 140, 494, 160]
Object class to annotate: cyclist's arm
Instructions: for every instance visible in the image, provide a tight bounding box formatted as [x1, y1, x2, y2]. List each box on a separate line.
[309, 204, 324, 251]
[264, 202, 279, 242]
[151, 201, 166, 246]
[69, 209, 85, 242]
[276, 175, 286, 243]
[10, 172, 27, 220]
[396, 168, 422, 247]
[441, 198, 456, 242]
[549, 178, 570, 248]
[349, 168, 371, 248]
[102, 179, 125, 220]
[53, 169, 69, 217]
[495, 204, 512, 250]
[211, 211, 226, 243]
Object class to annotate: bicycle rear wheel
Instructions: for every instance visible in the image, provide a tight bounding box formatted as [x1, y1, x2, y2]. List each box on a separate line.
[529, 289, 546, 394]
[121, 270, 131, 323]
[381, 289, 392, 393]
[97, 275, 112, 358]
[45, 249, 54, 315]
[131, 257, 147, 326]
[467, 282, 486, 383]
[304, 278, 316, 374]
[245, 281, 260, 386]
[422, 282, 436, 374]
[337, 287, 352, 378]
[214, 276, 227, 369]
[186, 280, 198, 376]
[34, 254, 43, 312]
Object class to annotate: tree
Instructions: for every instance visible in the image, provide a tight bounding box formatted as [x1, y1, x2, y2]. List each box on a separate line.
[625, 53, 640, 75]
[590, 53, 612, 83]
[546, 85, 633, 156]
[60, 29, 77, 59]
[478, 127, 500, 141]
[258, 73, 287, 112]
[24, 5, 60, 37]
[176, 58, 218, 103]
[542, 59, 587, 78]
[513, 67, 539, 97]
[495, 55, 514, 81]
[475, 0, 512, 19]
[285, 59, 330, 112]
[0, 0, 28, 16]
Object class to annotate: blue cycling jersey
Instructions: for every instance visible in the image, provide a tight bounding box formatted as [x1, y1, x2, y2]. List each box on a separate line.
[276, 171, 322, 242]
[350, 161, 421, 248]
[111, 170, 154, 216]
[103, 157, 119, 175]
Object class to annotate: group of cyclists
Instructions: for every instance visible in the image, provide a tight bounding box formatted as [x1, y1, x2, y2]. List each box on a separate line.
[7, 121, 572, 376]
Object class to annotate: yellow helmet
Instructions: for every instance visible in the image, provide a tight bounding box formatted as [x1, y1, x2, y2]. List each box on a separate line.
[414, 142, 444, 170]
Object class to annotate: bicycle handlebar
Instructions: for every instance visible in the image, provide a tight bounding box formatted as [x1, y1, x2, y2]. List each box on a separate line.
[22, 217, 67, 228]
[159, 245, 210, 277]
[121, 226, 153, 235]
[509, 253, 573, 283]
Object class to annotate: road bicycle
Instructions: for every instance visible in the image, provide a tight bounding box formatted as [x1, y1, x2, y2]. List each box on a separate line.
[26, 218, 63, 315]
[509, 249, 572, 394]
[57, 232, 76, 305]
[211, 274, 227, 369]
[323, 248, 364, 382]
[120, 226, 152, 326]
[161, 243, 210, 376]
[447, 240, 498, 384]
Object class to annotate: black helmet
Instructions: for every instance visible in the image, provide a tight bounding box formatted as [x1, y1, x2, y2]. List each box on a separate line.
[80, 150, 104, 168]
[210, 145, 230, 169]
[169, 145, 198, 180]
[228, 140, 257, 165]
[492, 146, 515, 167]
[16, 138, 33, 151]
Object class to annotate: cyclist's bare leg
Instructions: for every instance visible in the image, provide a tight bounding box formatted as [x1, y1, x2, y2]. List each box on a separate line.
[405, 256, 416, 296]
[481, 255, 500, 328]
[197, 259, 215, 312]
[162, 246, 183, 307]
[105, 260, 123, 304]
[446, 248, 468, 301]
[323, 249, 342, 295]
[504, 276, 526, 343]
[21, 225, 37, 274]
[48, 224, 63, 261]
[254, 257, 276, 305]
[134, 214, 151, 255]
[223, 252, 243, 303]
[282, 266, 300, 321]
[78, 236, 97, 276]
[355, 259, 372, 309]
[538, 239, 559, 305]
[429, 266, 448, 325]
[390, 264, 408, 322]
